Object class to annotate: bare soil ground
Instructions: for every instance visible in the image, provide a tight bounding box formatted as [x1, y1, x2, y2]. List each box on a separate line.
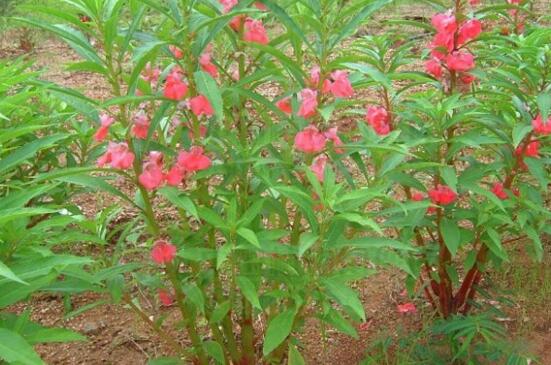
[2, 21, 550, 364]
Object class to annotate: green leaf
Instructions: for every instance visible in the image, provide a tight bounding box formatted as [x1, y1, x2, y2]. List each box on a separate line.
[210, 301, 231, 324]
[537, 92, 551, 121]
[0, 261, 27, 285]
[237, 227, 260, 248]
[440, 166, 458, 192]
[263, 309, 296, 356]
[194, 71, 223, 122]
[204, 341, 225, 364]
[0, 134, 67, 175]
[236, 276, 261, 310]
[335, 213, 383, 234]
[288, 345, 306, 365]
[321, 278, 365, 321]
[440, 218, 460, 257]
[158, 187, 198, 218]
[485, 228, 508, 261]
[25, 327, 86, 344]
[298, 233, 318, 257]
[178, 248, 216, 261]
[0, 328, 45, 365]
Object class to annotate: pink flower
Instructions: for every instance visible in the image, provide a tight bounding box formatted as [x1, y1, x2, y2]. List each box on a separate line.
[297, 89, 318, 118]
[532, 114, 551, 135]
[431, 32, 454, 59]
[524, 140, 540, 158]
[132, 112, 150, 139]
[460, 74, 476, 84]
[515, 141, 539, 158]
[158, 289, 174, 307]
[151, 240, 177, 265]
[220, 0, 238, 13]
[229, 15, 245, 31]
[457, 19, 482, 45]
[428, 184, 457, 206]
[324, 127, 344, 153]
[411, 192, 425, 201]
[425, 58, 443, 78]
[244, 18, 269, 45]
[94, 113, 115, 142]
[366, 106, 391, 136]
[431, 12, 457, 34]
[164, 71, 188, 100]
[309, 66, 320, 87]
[141, 63, 161, 85]
[294, 125, 326, 154]
[491, 182, 508, 200]
[446, 51, 475, 72]
[97, 142, 135, 170]
[177, 146, 211, 172]
[469, 0, 480, 5]
[397, 302, 417, 314]
[169, 45, 183, 59]
[200, 52, 218, 78]
[165, 165, 186, 186]
[311, 154, 328, 182]
[328, 70, 354, 98]
[276, 97, 292, 114]
[190, 95, 214, 117]
[139, 151, 164, 191]
[254, 1, 267, 10]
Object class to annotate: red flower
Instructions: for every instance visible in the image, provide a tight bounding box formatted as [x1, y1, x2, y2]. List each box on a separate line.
[151, 240, 177, 265]
[141, 62, 161, 85]
[139, 151, 164, 191]
[411, 192, 425, 201]
[294, 125, 326, 154]
[532, 114, 551, 135]
[431, 12, 457, 34]
[190, 95, 214, 117]
[425, 58, 443, 78]
[366, 106, 391, 136]
[219, 0, 238, 13]
[97, 142, 135, 170]
[431, 32, 454, 58]
[177, 146, 211, 172]
[229, 15, 246, 31]
[158, 289, 174, 307]
[327, 70, 354, 98]
[94, 113, 115, 142]
[200, 52, 218, 78]
[244, 18, 269, 45]
[397, 302, 417, 314]
[446, 51, 475, 72]
[311, 154, 328, 182]
[254, 2, 267, 10]
[457, 19, 482, 45]
[491, 182, 508, 200]
[460, 74, 476, 85]
[297, 89, 318, 118]
[428, 184, 457, 205]
[276, 97, 292, 114]
[165, 165, 186, 186]
[132, 112, 150, 139]
[164, 71, 188, 100]
[169, 45, 183, 60]
[309, 66, 321, 87]
[324, 127, 344, 153]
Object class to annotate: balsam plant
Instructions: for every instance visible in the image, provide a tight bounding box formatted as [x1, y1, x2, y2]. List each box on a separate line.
[349, 0, 550, 320]
[0, 60, 94, 364]
[18, 0, 551, 364]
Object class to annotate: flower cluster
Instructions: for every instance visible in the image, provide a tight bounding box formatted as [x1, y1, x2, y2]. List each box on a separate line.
[424, 7, 482, 84]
